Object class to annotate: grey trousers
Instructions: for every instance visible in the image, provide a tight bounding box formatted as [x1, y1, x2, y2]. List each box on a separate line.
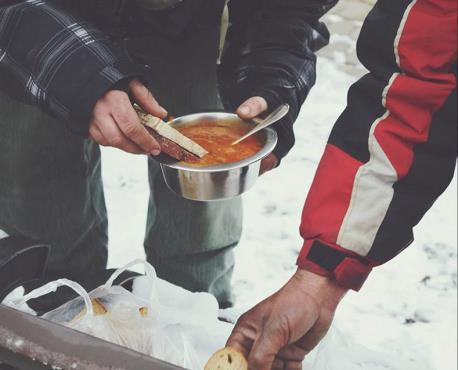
[0, 23, 242, 305]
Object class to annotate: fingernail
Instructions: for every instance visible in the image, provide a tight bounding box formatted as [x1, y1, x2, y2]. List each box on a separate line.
[151, 149, 161, 156]
[159, 106, 168, 117]
[238, 105, 251, 116]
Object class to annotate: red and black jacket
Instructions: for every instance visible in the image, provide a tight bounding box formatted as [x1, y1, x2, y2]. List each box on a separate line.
[298, 0, 457, 291]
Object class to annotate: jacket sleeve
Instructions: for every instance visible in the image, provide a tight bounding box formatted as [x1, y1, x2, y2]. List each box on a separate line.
[297, 0, 457, 291]
[218, 0, 338, 161]
[0, 1, 149, 136]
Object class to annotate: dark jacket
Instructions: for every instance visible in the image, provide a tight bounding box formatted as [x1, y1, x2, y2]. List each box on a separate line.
[0, 0, 337, 160]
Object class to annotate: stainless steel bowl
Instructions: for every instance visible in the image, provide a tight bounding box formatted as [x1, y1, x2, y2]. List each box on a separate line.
[156, 112, 278, 201]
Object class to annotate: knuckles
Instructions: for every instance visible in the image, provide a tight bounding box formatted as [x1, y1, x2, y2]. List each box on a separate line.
[108, 135, 124, 147]
[104, 89, 128, 102]
[93, 90, 129, 117]
[236, 312, 251, 326]
[249, 352, 267, 370]
[122, 122, 141, 137]
[92, 103, 107, 118]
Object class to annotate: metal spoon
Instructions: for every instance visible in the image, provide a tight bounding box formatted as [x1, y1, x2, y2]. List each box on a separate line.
[231, 104, 290, 145]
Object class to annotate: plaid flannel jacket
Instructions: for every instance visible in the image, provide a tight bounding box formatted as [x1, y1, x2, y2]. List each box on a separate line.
[0, 0, 146, 136]
[1, 0, 335, 160]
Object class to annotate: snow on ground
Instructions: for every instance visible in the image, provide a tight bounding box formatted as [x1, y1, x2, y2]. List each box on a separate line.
[101, 56, 457, 370]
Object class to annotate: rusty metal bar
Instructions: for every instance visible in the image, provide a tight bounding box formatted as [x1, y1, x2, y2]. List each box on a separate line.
[0, 305, 184, 370]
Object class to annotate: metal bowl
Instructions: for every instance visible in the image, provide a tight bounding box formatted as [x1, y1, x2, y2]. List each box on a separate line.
[155, 112, 278, 201]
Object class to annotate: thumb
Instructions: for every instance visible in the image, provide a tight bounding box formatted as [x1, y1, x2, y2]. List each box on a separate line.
[129, 79, 168, 119]
[237, 96, 268, 119]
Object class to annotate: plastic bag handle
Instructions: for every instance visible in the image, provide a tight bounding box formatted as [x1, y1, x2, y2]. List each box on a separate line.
[104, 259, 157, 300]
[12, 279, 94, 317]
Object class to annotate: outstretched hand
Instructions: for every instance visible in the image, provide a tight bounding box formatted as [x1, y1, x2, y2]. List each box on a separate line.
[227, 270, 347, 370]
[237, 97, 278, 174]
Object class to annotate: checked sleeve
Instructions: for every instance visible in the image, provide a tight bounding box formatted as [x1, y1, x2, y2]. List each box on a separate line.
[0, 0, 149, 136]
[297, 0, 457, 290]
[219, 0, 338, 161]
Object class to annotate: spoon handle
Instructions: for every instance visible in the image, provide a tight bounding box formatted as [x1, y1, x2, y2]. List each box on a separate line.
[231, 104, 290, 145]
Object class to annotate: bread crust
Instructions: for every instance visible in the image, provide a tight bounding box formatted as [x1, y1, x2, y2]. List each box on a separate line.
[145, 126, 199, 162]
[205, 347, 248, 370]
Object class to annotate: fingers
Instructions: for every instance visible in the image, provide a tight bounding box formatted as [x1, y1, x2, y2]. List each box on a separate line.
[227, 273, 337, 370]
[294, 308, 335, 354]
[89, 124, 107, 145]
[284, 361, 303, 370]
[260, 153, 279, 175]
[99, 90, 160, 155]
[276, 344, 309, 363]
[245, 313, 289, 370]
[249, 337, 308, 370]
[237, 96, 268, 119]
[227, 334, 307, 370]
[89, 91, 160, 154]
[248, 333, 280, 370]
[111, 106, 161, 155]
[272, 359, 302, 370]
[129, 79, 168, 119]
[90, 115, 145, 155]
[226, 314, 258, 360]
[91, 83, 166, 155]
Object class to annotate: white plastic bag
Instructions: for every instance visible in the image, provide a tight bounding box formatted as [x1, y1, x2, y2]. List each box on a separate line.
[13, 260, 202, 369]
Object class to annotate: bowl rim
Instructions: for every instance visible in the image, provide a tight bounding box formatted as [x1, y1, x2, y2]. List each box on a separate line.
[157, 112, 278, 173]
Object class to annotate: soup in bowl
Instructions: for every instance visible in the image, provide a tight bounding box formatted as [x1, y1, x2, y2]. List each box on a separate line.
[176, 120, 265, 167]
[157, 112, 277, 201]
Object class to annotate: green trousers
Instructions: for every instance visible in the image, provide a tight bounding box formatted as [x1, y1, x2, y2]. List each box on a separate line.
[0, 23, 242, 306]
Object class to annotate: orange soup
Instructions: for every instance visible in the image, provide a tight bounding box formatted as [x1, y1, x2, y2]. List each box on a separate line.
[176, 122, 264, 166]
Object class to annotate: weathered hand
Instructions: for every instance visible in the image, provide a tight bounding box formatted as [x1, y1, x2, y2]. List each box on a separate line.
[227, 270, 347, 370]
[89, 79, 167, 155]
[237, 97, 278, 174]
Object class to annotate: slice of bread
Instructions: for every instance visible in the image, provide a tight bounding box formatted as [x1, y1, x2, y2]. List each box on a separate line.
[135, 106, 208, 158]
[145, 126, 199, 162]
[205, 348, 248, 370]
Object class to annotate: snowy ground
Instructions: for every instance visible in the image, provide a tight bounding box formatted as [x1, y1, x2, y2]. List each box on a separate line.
[100, 54, 457, 370]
